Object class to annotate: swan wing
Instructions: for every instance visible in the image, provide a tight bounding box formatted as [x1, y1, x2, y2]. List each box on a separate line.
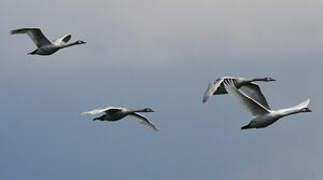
[81, 106, 120, 115]
[128, 113, 159, 131]
[54, 34, 72, 45]
[202, 78, 224, 103]
[224, 80, 269, 117]
[11, 28, 52, 48]
[240, 83, 271, 110]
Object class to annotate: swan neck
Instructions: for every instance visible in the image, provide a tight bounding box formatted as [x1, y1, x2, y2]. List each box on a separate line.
[127, 109, 146, 113]
[280, 108, 302, 117]
[60, 41, 79, 48]
[133, 109, 147, 112]
[250, 77, 266, 82]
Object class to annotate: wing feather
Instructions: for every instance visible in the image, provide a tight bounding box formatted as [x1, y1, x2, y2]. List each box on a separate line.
[54, 34, 71, 45]
[224, 80, 269, 117]
[11, 28, 52, 48]
[202, 78, 224, 103]
[240, 83, 271, 110]
[128, 113, 159, 131]
[81, 106, 120, 115]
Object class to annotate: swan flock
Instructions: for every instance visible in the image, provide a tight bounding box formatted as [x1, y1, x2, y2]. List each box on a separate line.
[11, 27, 312, 130]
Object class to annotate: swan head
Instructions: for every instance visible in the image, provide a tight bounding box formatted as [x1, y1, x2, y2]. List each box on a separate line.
[144, 108, 154, 112]
[76, 40, 86, 44]
[264, 77, 275, 81]
[301, 108, 312, 113]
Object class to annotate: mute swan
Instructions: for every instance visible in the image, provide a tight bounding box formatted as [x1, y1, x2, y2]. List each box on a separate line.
[202, 76, 275, 109]
[10, 28, 86, 55]
[81, 106, 159, 131]
[223, 80, 311, 129]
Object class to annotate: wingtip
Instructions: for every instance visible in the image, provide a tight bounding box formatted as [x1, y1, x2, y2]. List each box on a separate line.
[202, 98, 207, 103]
[10, 28, 25, 34]
[10, 29, 25, 35]
[10, 28, 41, 35]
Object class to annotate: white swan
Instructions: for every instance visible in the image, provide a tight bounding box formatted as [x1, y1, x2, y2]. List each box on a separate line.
[11, 28, 86, 55]
[81, 106, 159, 131]
[223, 80, 312, 129]
[202, 76, 275, 109]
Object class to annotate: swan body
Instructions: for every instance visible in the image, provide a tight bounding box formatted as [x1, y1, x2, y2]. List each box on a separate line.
[223, 80, 312, 129]
[202, 76, 275, 109]
[10, 28, 86, 55]
[81, 106, 159, 131]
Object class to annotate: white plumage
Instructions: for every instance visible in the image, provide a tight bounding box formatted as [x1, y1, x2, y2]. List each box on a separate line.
[11, 28, 86, 55]
[223, 80, 311, 129]
[81, 106, 159, 131]
[202, 76, 275, 109]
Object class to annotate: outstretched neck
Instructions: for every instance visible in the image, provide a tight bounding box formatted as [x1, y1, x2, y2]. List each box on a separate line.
[128, 108, 147, 113]
[279, 108, 302, 117]
[249, 77, 267, 82]
[59, 41, 80, 49]
[125, 108, 152, 115]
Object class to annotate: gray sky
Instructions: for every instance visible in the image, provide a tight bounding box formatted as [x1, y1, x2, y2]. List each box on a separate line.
[1, 0, 323, 179]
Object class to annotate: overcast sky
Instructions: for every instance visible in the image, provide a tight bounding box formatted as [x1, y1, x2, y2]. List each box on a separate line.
[1, 0, 323, 179]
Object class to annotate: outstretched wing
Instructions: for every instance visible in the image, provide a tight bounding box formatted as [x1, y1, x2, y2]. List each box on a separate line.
[53, 34, 71, 45]
[11, 28, 52, 48]
[128, 113, 159, 131]
[240, 83, 271, 110]
[202, 78, 224, 103]
[81, 106, 119, 115]
[224, 80, 270, 117]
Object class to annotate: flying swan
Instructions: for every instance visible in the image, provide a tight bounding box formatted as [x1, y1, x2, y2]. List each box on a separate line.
[11, 28, 86, 55]
[81, 106, 159, 131]
[223, 80, 311, 129]
[202, 76, 275, 109]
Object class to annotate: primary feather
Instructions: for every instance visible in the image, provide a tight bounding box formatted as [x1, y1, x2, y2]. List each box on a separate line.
[11, 28, 51, 48]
